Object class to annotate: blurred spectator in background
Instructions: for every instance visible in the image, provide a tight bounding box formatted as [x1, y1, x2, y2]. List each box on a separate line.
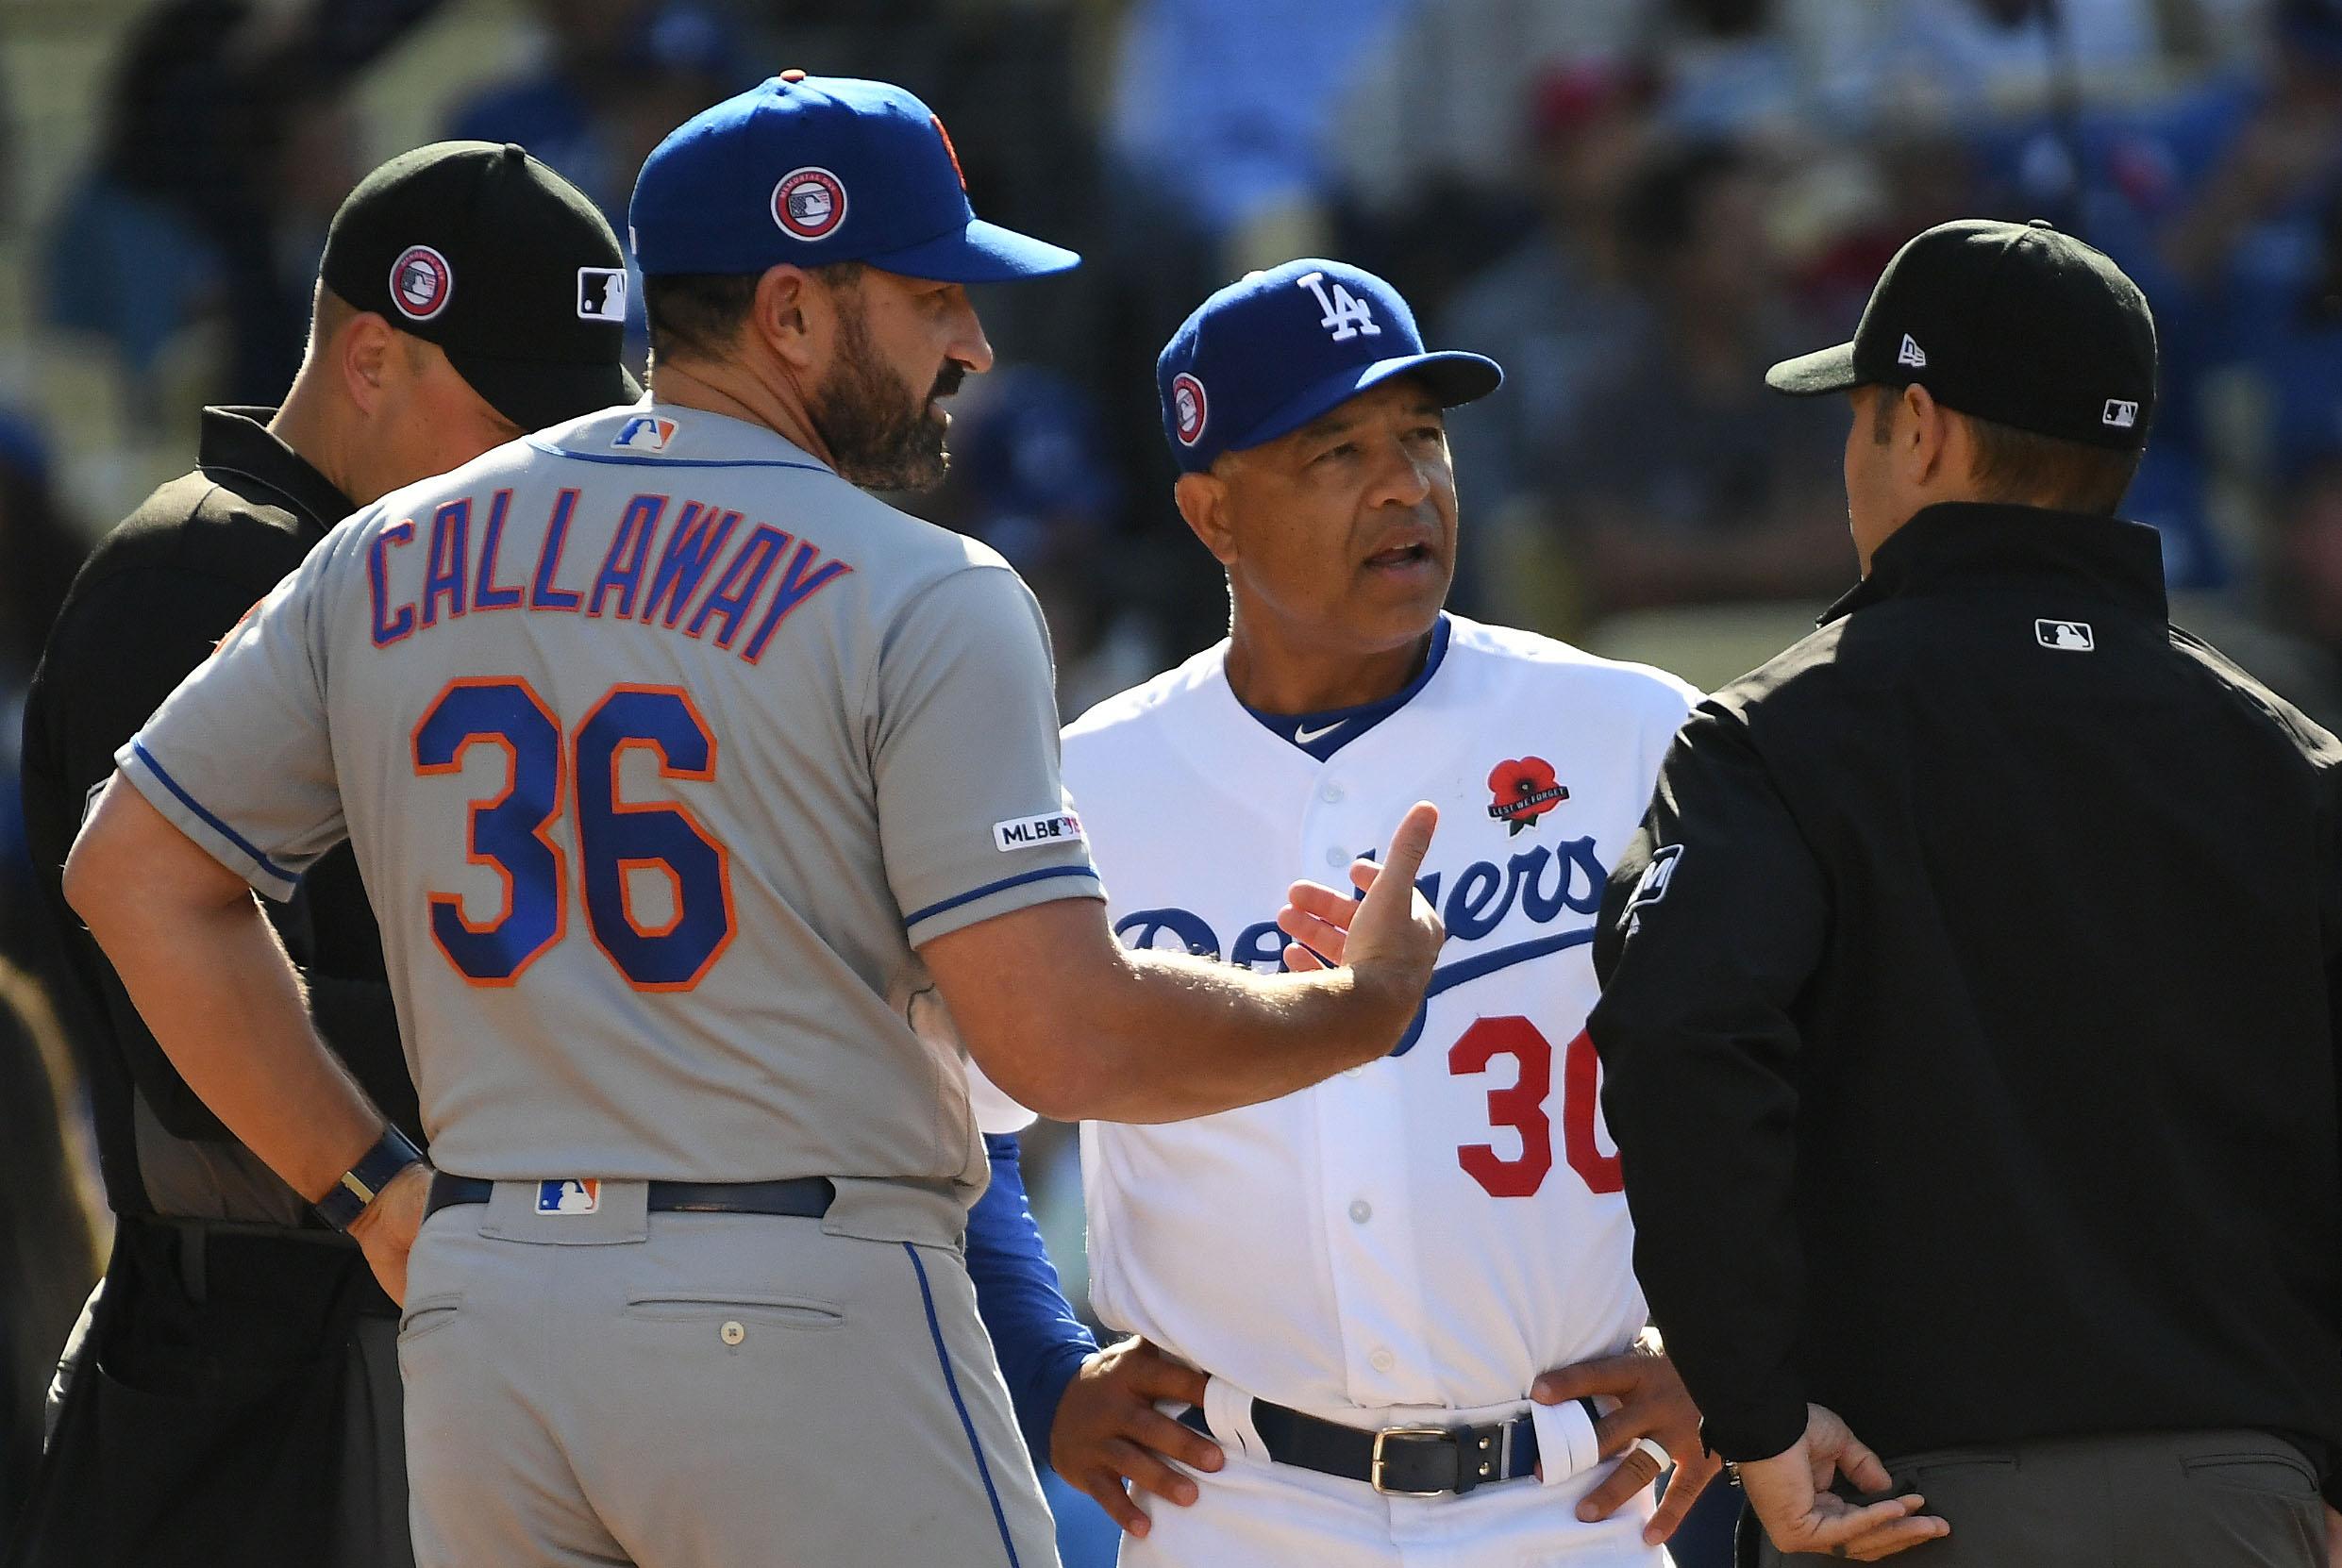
[923, 365, 1168, 714]
[0, 416, 90, 981]
[1543, 140, 1847, 618]
[2262, 452, 2342, 723]
[447, 1, 740, 225]
[1107, 0, 1411, 270]
[1437, 63, 1662, 626]
[0, 960, 102, 1551]
[1647, 0, 1815, 146]
[41, 0, 444, 418]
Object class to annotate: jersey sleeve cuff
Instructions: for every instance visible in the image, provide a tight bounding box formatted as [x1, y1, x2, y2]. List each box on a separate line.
[902, 863, 1103, 946]
[1698, 1387, 1811, 1463]
[116, 738, 302, 902]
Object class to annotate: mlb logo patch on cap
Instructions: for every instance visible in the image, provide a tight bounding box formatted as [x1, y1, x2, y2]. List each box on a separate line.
[537, 1178, 602, 1214]
[577, 267, 628, 323]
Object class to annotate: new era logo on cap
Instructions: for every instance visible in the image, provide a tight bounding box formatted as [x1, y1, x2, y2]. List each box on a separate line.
[2102, 398, 2138, 429]
[1898, 334, 1927, 369]
[577, 267, 627, 323]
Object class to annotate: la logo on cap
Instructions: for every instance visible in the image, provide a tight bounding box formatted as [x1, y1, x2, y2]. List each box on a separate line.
[1172, 373, 1208, 446]
[390, 244, 453, 322]
[772, 167, 847, 240]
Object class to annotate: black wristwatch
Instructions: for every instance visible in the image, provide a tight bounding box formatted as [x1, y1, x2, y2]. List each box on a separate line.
[313, 1126, 425, 1231]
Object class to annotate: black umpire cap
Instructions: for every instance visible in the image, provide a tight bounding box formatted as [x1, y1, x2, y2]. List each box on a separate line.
[321, 142, 641, 432]
[1766, 218, 2157, 450]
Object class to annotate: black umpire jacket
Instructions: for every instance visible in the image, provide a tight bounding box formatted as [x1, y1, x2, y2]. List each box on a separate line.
[23, 407, 419, 1217]
[11, 408, 418, 1568]
[1589, 503, 2342, 1510]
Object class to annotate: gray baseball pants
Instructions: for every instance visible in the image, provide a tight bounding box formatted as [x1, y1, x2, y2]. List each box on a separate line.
[397, 1179, 1059, 1568]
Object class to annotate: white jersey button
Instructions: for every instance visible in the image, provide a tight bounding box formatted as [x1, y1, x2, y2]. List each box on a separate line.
[1324, 846, 1347, 868]
[1320, 782, 1345, 803]
[720, 1320, 746, 1346]
[1370, 1348, 1396, 1373]
[1348, 1199, 1372, 1224]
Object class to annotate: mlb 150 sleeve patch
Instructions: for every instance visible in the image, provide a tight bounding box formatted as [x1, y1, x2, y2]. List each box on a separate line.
[992, 811, 1085, 853]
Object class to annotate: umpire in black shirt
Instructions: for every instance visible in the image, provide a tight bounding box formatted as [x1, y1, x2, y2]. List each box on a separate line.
[9, 143, 633, 1568]
[1590, 218, 2342, 1567]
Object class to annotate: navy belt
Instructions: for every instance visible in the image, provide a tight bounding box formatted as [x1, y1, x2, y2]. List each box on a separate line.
[424, 1173, 834, 1221]
[1179, 1395, 1562, 1495]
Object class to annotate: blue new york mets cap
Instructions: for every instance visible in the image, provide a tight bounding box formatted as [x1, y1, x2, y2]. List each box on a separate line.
[628, 73, 1080, 281]
[1157, 259, 1502, 473]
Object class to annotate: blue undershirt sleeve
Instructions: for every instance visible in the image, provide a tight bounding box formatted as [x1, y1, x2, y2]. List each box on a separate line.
[965, 1131, 1098, 1467]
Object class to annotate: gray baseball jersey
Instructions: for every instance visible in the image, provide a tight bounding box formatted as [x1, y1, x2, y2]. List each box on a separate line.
[119, 401, 1101, 1199]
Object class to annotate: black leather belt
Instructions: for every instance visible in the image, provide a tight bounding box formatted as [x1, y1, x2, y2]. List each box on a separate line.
[1179, 1395, 1569, 1495]
[424, 1173, 835, 1221]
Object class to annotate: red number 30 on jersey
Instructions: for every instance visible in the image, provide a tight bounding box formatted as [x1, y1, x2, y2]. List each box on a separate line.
[1447, 1019, 1620, 1198]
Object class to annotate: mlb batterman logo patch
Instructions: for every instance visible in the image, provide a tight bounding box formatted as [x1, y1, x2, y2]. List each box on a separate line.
[537, 1178, 601, 1214]
[1172, 374, 1208, 446]
[577, 267, 628, 323]
[612, 415, 678, 452]
[1487, 757, 1568, 835]
[390, 245, 453, 322]
[772, 167, 847, 240]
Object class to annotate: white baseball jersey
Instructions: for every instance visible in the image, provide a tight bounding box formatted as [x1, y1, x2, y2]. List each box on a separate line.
[118, 401, 1100, 1198]
[1066, 614, 1697, 1416]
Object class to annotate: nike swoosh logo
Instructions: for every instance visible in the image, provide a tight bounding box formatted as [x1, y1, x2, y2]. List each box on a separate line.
[1294, 721, 1344, 744]
[1390, 926, 1597, 1057]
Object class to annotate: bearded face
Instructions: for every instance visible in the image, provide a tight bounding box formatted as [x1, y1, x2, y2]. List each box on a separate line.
[809, 286, 964, 493]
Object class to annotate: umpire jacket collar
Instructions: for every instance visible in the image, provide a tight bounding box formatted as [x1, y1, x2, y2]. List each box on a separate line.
[197, 406, 355, 538]
[1819, 501, 2167, 626]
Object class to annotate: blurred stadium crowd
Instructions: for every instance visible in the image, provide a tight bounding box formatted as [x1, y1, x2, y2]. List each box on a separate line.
[2, 0, 2341, 1552]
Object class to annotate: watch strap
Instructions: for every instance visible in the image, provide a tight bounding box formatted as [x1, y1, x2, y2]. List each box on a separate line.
[313, 1126, 424, 1231]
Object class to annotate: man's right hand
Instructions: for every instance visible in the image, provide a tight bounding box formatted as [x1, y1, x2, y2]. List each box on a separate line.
[1276, 802, 1443, 1021]
[1049, 1337, 1224, 1538]
[1736, 1404, 1948, 1562]
[347, 1160, 432, 1307]
[2323, 1501, 2340, 1568]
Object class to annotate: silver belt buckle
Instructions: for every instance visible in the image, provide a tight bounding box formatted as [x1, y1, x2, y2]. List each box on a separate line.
[1369, 1426, 1454, 1496]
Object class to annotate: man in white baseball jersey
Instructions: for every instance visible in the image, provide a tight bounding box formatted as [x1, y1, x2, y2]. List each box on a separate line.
[60, 83, 1447, 1568]
[1032, 259, 1718, 1568]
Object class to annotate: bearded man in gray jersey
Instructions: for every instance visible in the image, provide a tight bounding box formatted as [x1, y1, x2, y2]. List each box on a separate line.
[62, 74, 1447, 1568]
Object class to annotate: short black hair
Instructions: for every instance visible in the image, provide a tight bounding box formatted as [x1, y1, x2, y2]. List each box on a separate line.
[644, 261, 866, 365]
[1869, 392, 2142, 515]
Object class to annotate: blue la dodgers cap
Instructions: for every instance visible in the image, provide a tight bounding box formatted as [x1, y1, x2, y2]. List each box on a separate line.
[628, 72, 1079, 282]
[1157, 259, 1502, 473]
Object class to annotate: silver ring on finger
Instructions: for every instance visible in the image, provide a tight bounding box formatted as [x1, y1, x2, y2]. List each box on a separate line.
[1632, 1436, 1672, 1474]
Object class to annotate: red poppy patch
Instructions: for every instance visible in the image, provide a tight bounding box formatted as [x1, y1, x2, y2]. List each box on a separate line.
[1486, 757, 1568, 834]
